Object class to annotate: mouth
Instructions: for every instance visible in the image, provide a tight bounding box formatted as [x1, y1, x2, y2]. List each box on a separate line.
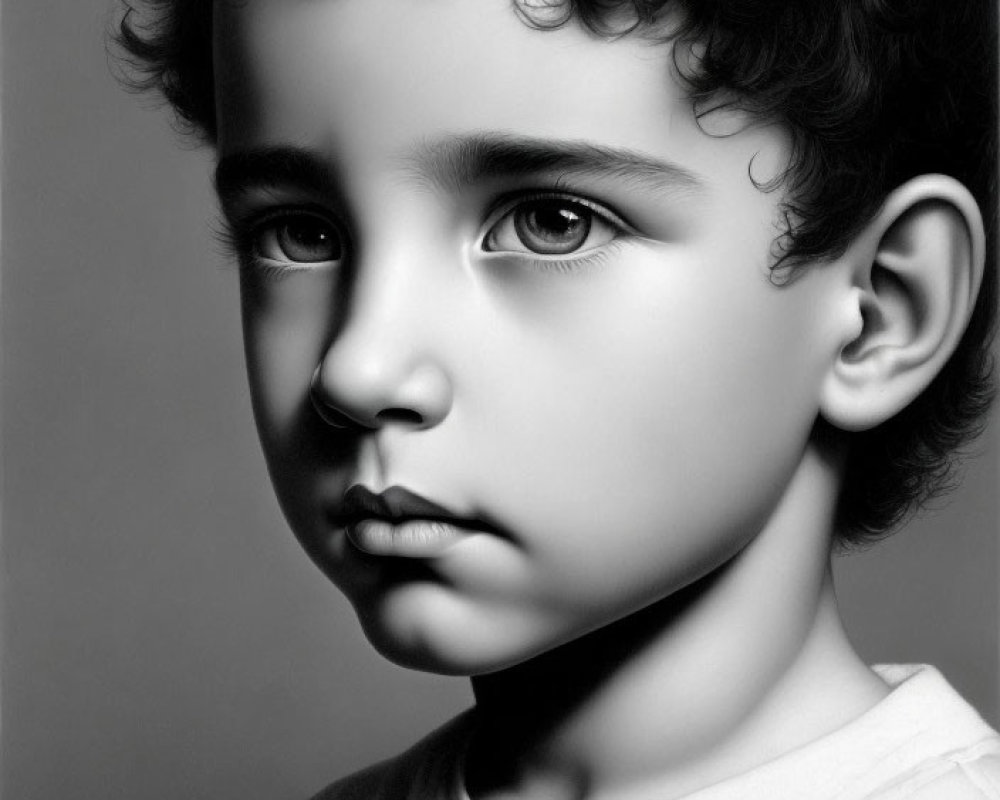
[328, 485, 497, 557]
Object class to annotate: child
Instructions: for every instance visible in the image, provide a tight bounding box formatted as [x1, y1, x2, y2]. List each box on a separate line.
[117, 0, 1000, 797]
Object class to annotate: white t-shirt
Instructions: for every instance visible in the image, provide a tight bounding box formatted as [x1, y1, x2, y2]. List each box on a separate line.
[313, 664, 1000, 800]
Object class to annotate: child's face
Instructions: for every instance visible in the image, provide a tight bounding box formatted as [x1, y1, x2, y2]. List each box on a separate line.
[215, 0, 845, 674]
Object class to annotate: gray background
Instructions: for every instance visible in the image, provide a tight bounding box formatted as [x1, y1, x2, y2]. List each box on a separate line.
[2, 3, 996, 799]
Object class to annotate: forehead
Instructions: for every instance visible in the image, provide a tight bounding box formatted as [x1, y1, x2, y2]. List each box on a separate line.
[213, 0, 788, 205]
[217, 1, 690, 150]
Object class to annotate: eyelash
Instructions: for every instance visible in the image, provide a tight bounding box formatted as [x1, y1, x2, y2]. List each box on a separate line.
[517, 243, 623, 274]
[479, 191, 634, 272]
[218, 190, 634, 278]
[216, 207, 343, 279]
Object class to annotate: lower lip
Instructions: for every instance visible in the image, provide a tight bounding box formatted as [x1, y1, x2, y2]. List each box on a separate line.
[345, 519, 473, 557]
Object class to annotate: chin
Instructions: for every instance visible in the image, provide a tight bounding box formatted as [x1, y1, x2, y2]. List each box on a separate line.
[351, 585, 563, 677]
[363, 630, 485, 676]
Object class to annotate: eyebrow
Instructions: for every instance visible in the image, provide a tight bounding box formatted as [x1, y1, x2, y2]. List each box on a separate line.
[214, 145, 338, 207]
[213, 134, 704, 206]
[409, 133, 705, 195]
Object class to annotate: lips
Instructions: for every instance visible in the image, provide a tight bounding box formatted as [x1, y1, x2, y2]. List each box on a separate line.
[329, 485, 497, 557]
[337, 485, 460, 523]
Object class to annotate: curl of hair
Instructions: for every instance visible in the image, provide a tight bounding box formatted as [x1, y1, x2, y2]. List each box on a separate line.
[114, 0, 997, 545]
[114, 0, 215, 142]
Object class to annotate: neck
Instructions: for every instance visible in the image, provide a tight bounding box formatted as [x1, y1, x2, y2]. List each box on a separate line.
[464, 443, 889, 800]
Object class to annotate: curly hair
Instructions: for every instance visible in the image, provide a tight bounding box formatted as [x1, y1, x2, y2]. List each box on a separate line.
[114, 0, 998, 546]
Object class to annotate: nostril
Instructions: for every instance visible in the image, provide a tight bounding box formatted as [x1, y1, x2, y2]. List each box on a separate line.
[375, 407, 425, 427]
[311, 396, 364, 430]
[309, 364, 375, 430]
[308, 360, 450, 431]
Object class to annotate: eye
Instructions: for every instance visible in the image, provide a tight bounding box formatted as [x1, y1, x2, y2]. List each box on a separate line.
[253, 213, 344, 264]
[483, 196, 623, 256]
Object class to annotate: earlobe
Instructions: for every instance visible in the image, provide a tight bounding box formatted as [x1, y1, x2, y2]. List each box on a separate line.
[820, 175, 985, 432]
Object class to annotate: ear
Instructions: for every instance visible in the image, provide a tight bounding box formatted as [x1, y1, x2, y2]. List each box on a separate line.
[820, 175, 985, 432]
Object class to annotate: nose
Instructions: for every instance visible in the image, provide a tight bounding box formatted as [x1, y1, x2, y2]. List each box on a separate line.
[310, 354, 453, 431]
[309, 268, 455, 432]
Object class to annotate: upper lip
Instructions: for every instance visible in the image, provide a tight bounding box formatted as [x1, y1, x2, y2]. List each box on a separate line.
[329, 485, 498, 533]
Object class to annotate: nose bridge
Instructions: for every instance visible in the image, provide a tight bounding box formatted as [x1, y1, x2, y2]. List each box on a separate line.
[313, 232, 457, 429]
[343, 225, 455, 361]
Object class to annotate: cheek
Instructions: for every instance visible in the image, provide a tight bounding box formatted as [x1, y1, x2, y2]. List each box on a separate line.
[240, 270, 339, 444]
[469, 252, 826, 601]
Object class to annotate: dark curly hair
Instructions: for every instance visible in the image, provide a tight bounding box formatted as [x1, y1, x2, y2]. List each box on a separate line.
[115, 0, 997, 546]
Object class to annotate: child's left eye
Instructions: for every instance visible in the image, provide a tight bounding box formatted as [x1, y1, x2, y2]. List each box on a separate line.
[482, 196, 624, 256]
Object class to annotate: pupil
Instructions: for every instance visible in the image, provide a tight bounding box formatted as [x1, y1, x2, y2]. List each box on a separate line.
[290, 222, 323, 244]
[516, 201, 591, 255]
[279, 217, 341, 262]
[535, 207, 576, 234]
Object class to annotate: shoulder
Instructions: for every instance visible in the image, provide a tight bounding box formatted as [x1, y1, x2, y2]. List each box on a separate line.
[308, 709, 476, 800]
[891, 749, 1000, 799]
[859, 666, 1000, 799]
[862, 737, 1000, 800]
[309, 755, 399, 800]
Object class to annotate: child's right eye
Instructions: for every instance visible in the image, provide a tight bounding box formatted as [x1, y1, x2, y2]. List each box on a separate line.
[251, 212, 344, 265]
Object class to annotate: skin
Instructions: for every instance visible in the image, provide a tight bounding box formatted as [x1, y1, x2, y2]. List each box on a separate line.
[208, 1, 926, 797]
